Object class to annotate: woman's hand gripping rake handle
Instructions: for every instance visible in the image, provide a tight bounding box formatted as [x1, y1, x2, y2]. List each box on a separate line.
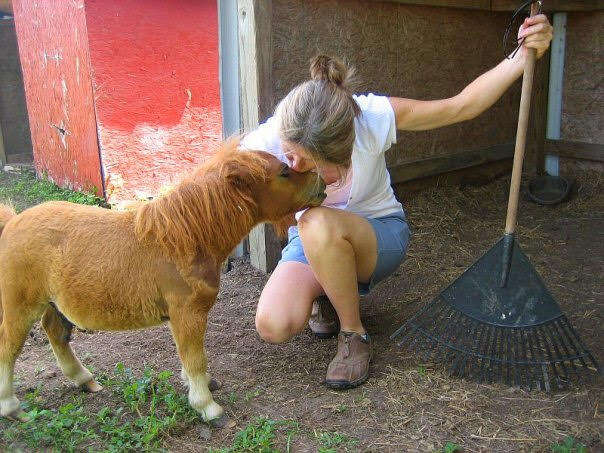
[500, 1, 541, 287]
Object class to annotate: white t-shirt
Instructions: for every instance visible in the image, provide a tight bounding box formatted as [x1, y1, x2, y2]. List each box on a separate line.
[241, 93, 404, 219]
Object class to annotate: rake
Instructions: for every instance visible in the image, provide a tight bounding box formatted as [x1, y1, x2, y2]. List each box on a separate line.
[391, 2, 601, 391]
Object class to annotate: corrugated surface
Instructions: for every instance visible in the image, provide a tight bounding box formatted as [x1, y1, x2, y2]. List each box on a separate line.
[85, 0, 222, 203]
[12, 0, 103, 194]
[271, 1, 548, 166]
[561, 12, 603, 145]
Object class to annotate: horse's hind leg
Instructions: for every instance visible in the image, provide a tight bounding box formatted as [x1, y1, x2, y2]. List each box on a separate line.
[41, 304, 102, 393]
[0, 289, 39, 419]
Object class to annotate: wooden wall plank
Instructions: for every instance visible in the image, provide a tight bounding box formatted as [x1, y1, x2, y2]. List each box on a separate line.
[238, 0, 281, 274]
[389, 144, 514, 184]
[545, 140, 604, 162]
[491, 1, 604, 12]
[369, 0, 490, 9]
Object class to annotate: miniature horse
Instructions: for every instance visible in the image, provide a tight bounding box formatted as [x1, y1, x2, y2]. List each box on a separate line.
[0, 141, 326, 426]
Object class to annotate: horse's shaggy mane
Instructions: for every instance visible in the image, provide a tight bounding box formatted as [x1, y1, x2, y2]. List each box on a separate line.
[134, 141, 271, 259]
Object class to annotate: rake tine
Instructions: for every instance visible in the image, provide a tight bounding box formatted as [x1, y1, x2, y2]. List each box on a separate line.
[397, 301, 439, 350]
[390, 298, 437, 340]
[479, 324, 497, 384]
[451, 318, 480, 379]
[450, 320, 477, 377]
[402, 299, 446, 358]
[414, 299, 450, 359]
[525, 327, 541, 391]
[552, 318, 581, 384]
[560, 316, 601, 375]
[557, 316, 591, 373]
[537, 326, 560, 391]
[544, 321, 571, 389]
[437, 309, 466, 365]
[425, 304, 459, 364]
[496, 326, 506, 385]
[504, 327, 513, 387]
[485, 326, 499, 384]
[468, 321, 489, 380]
[511, 328, 521, 388]
[443, 310, 468, 369]
[517, 328, 530, 391]
[533, 326, 551, 392]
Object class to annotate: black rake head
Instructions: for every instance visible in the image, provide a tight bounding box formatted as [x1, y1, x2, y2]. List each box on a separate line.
[391, 238, 601, 391]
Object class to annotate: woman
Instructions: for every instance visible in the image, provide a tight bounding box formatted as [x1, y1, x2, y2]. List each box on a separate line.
[241, 14, 553, 389]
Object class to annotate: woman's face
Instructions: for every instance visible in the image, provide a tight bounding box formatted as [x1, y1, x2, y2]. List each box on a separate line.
[282, 141, 317, 173]
[282, 141, 342, 185]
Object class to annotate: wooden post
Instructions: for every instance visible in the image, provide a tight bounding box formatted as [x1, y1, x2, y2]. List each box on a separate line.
[0, 123, 6, 167]
[238, 0, 281, 273]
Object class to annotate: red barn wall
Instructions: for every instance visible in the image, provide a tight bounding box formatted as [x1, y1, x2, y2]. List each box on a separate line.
[84, 0, 222, 203]
[11, 0, 104, 194]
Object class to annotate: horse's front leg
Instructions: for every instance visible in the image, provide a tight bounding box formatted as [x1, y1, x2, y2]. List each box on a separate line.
[168, 296, 227, 427]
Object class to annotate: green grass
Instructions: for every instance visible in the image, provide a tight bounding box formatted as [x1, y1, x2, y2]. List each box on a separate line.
[550, 436, 588, 453]
[314, 430, 359, 453]
[440, 442, 462, 453]
[0, 169, 105, 211]
[211, 417, 300, 453]
[1, 364, 198, 452]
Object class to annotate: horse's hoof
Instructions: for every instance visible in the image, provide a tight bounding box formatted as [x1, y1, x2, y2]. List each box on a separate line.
[81, 380, 103, 393]
[208, 378, 222, 392]
[209, 413, 234, 429]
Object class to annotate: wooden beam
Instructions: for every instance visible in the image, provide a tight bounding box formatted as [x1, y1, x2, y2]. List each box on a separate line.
[369, 0, 489, 10]
[545, 140, 604, 162]
[238, 0, 280, 273]
[491, 1, 604, 12]
[374, 0, 603, 11]
[389, 143, 514, 184]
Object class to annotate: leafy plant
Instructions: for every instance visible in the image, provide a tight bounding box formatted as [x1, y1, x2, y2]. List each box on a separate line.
[213, 417, 299, 453]
[551, 436, 587, 453]
[315, 430, 359, 453]
[1, 365, 198, 452]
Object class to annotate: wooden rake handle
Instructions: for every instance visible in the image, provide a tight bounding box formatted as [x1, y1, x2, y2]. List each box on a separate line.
[504, 2, 541, 235]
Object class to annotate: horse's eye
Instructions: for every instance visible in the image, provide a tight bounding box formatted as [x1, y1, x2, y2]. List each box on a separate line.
[279, 165, 290, 178]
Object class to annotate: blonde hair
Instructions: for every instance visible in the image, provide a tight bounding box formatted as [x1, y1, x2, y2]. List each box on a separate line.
[278, 55, 360, 168]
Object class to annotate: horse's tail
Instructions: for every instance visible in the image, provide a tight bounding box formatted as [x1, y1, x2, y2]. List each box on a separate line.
[0, 204, 16, 237]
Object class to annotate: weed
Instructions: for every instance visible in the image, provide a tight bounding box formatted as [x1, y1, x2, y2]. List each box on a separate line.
[440, 442, 462, 453]
[1, 365, 198, 452]
[244, 389, 261, 402]
[417, 364, 427, 377]
[0, 169, 105, 211]
[213, 417, 299, 453]
[551, 436, 587, 453]
[315, 430, 359, 452]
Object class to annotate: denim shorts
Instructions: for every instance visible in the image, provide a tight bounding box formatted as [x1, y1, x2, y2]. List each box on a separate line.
[279, 211, 411, 295]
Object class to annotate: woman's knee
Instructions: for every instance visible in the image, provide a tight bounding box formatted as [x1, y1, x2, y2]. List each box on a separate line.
[298, 208, 341, 247]
[255, 309, 300, 344]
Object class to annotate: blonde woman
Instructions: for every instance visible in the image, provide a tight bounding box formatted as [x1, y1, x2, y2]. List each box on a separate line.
[241, 14, 553, 389]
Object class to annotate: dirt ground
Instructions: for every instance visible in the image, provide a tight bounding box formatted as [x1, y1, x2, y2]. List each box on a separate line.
[1, 168, 602, 452]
